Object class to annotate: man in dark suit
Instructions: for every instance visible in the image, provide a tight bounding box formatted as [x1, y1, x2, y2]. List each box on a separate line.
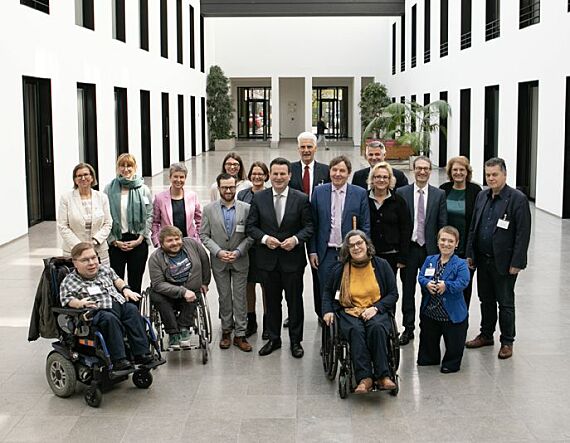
[290, 131, 330, 322]
[246, 157, 314, 358]
[309, 155, 370, 319]
[465, 158, 531, 360]
[396, 156, 447, 345]
[352, 140, 409, 190]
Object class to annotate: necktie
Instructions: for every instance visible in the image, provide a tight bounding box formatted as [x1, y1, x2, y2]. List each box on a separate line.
[331, 189, 343, 246]
[416, 189, 426, 247]
[302, 165, 310, 195]
[274, 194, 284, 226]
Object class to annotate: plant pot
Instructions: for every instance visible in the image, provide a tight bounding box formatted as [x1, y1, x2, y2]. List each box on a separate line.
[383, 141, 413, 161]
[214, 138, 236, 151]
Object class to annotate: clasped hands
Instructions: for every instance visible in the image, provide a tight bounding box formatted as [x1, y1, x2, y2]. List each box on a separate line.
[266, 236, 296, 251]
[426, 280, 446, 295]
[323, 307, 378, 326]
[217, 250, 240, 263]
[114, 237, 143, 252]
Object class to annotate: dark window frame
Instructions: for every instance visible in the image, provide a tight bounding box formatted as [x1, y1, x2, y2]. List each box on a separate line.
[200, 15, 205, 73]
[400, 15, 406, 72]
[520, 0, 540, 29]
[160, 0, 168, 58]
[178, 95, 185, 161]
[411, 4, 417, 68]
[176, 0, 183, 64]
[439, 91, 448, 167]
[460, 0, 472, 50]
[20, 0, 49, 14]
[76, 0, 94, 30]
[140, 0, 149, 51]
[392, 23, 396, 75]
[459, 88, 471, 158]
[114, 87, 129, 155]
[189, 5, 195, 69]
[424, 0, 431, 63]
[485, 0, 500, 41]
[440, 0, 449, 57]
[112, 0, 126, 42]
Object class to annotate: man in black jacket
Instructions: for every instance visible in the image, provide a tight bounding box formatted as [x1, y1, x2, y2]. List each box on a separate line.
[465, 158, 531, 360]
[352, 140, 408, 190]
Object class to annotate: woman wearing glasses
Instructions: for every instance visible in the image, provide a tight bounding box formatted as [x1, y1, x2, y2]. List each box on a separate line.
[57, 163, 113, 265]
[209, 152, 252, 202]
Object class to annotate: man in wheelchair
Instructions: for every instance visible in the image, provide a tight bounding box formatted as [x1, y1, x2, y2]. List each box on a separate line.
[59, 242, 155, 371]
[322, 230, 399, 394]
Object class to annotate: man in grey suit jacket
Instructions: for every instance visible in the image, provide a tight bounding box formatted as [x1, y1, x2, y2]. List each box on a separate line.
[200, 173, 254, 352]
[396, 156, 447, 345]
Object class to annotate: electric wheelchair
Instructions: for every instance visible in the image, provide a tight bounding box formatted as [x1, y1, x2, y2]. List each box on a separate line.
[44, 257, 165, 408]
[140, 286, 212, 364]
[321, 311, 400, 399]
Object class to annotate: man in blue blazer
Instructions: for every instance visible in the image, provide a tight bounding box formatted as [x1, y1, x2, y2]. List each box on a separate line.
[396, 156, 447, 345]
[309, 155, 370, 319]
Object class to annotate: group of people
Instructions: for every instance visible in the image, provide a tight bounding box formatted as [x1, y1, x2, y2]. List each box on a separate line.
[56, 133, 531, 394]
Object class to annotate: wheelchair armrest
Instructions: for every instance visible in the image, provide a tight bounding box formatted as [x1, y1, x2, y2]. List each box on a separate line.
[52, 307, 88, 317]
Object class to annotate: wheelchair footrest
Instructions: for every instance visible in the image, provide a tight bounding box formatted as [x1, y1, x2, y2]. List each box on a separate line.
[139, 357, 166, 370]
[109, 368, 136, 379]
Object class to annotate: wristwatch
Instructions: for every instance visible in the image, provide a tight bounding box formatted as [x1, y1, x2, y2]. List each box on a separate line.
[120, 285, 131, 294]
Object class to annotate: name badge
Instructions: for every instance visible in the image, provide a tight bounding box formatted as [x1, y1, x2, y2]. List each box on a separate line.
[87, 286, 102, 296]
[142, 196, 150, 205]
[497, 218, 510, 229]
[334, 290, 340, 301]
[424, 267, 436, 277]
[236, 224, 245, 233]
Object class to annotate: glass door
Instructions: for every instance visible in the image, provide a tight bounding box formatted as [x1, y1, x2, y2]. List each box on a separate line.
[237, 87, 271, 140]
[312, 87, 348, 139]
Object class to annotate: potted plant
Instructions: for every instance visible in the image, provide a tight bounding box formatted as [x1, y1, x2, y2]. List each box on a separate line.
[360, 82, 392, 153]
[362, 101, 413, 159]
[206, 65, 234, 151]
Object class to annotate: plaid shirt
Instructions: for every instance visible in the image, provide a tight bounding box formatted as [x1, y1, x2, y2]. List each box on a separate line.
[60, 265, 126, 310]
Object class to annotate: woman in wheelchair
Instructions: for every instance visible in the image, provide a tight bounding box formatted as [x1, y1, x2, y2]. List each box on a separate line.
[59, 242, 155, 371]
[322, 230, 399, 394]
[148, 225, 211, 349]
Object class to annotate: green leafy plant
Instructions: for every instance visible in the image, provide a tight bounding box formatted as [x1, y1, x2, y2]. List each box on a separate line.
[359, 82, 392, 134]
[206, 65, 233, 148]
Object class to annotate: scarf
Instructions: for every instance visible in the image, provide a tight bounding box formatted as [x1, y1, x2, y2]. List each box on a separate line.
[339, 256, 380, 317]
[107, 175, 146, 240]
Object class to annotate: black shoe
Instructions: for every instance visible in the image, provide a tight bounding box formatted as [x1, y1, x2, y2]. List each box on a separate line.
[399, 330, 415, 346]
[112, 359, 133, 371]
[134, 353, 154, 365]
[283, 318, 289, 328]
[441, 367, 459, 374]
[258, 340, 282, 356]
[261, 330, 270, 340]
[318, 317, 324, 327]
[291, 343, 304, 359]
[245, 313, 258, 338]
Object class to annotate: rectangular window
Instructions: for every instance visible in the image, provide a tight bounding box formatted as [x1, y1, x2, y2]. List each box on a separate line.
[563, 77, 570, 217]
[162, 93, 170, 167]
[516, 81, 539, 200]
[114, 87, 129, 155]
[176, 0, 183, 64]
[439, 91, 448, 167]
[77, 83, 98, 178]
[411, 5, 417, 68]
[424, 93, 430, 106]
[140, 90, 152, 176]
[75, 0, 94, 30]
[178, 95, 185, 161]
[424, 0, 431, 63]
[20, 0, 49, 14]
[112, 0, 126, 42]
[400, 96, 406, 104]
[461, 0, 472, 50]
[440, 0, 449, 57]
[411, 95, 417, 132]
[484, 85, 500, 165]
[161, 0, 168, 58]
[392, 23, 396, 75]
[201, 97, 206, 151]
[200, 15, 205, 73]
[190, 96, 197, 156]
[520, 0, 540, 29]
[486, 0, 500, 40]
[140, 0, 149, 51]
[392, 97, 396, 103]
[189, 6, 196, 69]
[400, 15, 406, 72]
[459, 89, 471, 158]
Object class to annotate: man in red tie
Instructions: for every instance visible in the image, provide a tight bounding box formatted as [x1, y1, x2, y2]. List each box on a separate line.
[289, 132, 330, 323]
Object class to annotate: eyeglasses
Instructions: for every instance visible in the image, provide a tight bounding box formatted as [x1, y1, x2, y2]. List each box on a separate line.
[75, 173, 91, 179]
[414, 166, 431, 172]
[225, 162, 240, 168]
[76, 255, 99, 264]
[250, 173, 266, 177]
[219, 186, 236, 191]
[373, 175, 390, 181]
[348, 239, 365, 250]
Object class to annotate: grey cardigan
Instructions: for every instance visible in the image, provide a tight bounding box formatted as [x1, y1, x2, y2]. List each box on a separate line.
[148, 238, 211, 299]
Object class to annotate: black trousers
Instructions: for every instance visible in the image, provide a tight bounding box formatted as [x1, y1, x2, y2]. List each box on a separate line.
[378, 252, 399, 278]
[337, 310, 391, 382]
[310, 264, 322, 319]
[417, 314, 468, 372]
[264, 265, 304, 344]
[150, 292, 196, 334]
[109, 233, 149, 295]
[400, 242, 427, 332]
[476, 256, 517, 345]
[457, 252, 476, 308]
[92, 301, 149, 361]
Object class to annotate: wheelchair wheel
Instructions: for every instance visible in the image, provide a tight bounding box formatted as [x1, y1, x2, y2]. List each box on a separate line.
[132, 370, 153, 389]
[46, 352, 77, 398]
[321, 321, 338, 380]
[202, 345, 209, 365]
[338, 372, 349, 399]
[200, 292, 213, 344]
[84, 387, 102, 408]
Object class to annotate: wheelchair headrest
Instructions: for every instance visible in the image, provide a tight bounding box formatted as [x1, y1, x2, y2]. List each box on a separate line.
[45, 257, 75, 304]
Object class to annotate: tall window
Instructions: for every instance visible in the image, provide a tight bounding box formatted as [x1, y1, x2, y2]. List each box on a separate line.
[400, 15, 406, 72]
[189, 6, 195, 68]
[161, 0, 168, 58]
[484, 85, 500, 163]
[176, 0, 183, 64]
[411, 95, 417, 132]
[520, 0, 540, 29]
[200, 15, 205, 73]
[112, 0, 126, 42]
[461, 0, 472, 50]
[75, 0, 94, 30]
[440, 0, 449, 57]
[424, 0, 431, 63]
[140, 0, 149, 51]
[411, 5, 417, 68]
[459, 89, 471, 158]
[486, 0, 500, 40]
[392, 23, 396, 75]
[439, 91, 448, 167]
[20, 0, 49, 14]
[114, 87, 129, 155]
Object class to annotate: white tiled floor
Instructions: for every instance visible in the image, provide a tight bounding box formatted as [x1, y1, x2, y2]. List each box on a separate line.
[1, 142, 570, 442]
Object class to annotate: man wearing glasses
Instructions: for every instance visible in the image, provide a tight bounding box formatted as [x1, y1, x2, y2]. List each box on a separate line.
[396, 156, 447, 346]
[59, 242, 153, 371]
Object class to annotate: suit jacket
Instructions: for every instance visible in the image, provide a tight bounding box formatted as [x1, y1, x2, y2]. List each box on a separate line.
[418, 254, 469, 324]
[352, 166, 409, 190]
[246, 187, 314, 273]
[57, 189, 112, 256]
[290, 160, 330, 196]
[396, 184, 448, 255]
[151, 188, 202, 247]
[309, 183, 370, 260]
[466, 184, 531, 275]
[199, 200, 254, 272]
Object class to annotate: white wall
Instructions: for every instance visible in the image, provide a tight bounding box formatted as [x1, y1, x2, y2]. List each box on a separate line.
[0, 0, 206, 245]
[279, 78, 305, 138]
[385, 0, 570, 216]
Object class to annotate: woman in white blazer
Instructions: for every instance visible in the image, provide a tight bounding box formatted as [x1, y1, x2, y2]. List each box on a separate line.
[57, 163, 113, 264]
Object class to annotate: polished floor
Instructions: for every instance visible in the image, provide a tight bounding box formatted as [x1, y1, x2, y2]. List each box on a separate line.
[1, 142, 570, 442]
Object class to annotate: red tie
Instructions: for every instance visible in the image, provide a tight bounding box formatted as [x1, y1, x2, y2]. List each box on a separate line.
[302, 165, 310, 195]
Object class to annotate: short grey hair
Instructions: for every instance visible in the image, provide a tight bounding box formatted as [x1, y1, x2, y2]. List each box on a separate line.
[366, 140, 386, 153]
[338, 230, 376, 264]
[297, 132, 317, 145]
[484, 157, 507, 174]
[169, 162, 188, 177]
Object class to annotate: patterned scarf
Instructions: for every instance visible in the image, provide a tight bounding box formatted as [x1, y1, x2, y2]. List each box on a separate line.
[107, 175, 146, 240]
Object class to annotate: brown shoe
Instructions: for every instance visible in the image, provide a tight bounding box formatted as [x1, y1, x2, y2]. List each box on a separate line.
[377, 376, 397, 390]
[233, 336, 252, 352]
[465, 334, 494, 349]
[219, 331, 231, 349]
[354, 377, 373, 394]
[498, 344, 513, 359]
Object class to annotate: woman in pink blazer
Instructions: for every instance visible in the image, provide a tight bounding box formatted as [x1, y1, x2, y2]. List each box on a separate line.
[151, 163, 202, 247]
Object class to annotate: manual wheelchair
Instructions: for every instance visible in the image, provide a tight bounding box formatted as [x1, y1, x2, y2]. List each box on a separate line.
[321, 310, 400, 399]
[43, 257, 165, 408]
